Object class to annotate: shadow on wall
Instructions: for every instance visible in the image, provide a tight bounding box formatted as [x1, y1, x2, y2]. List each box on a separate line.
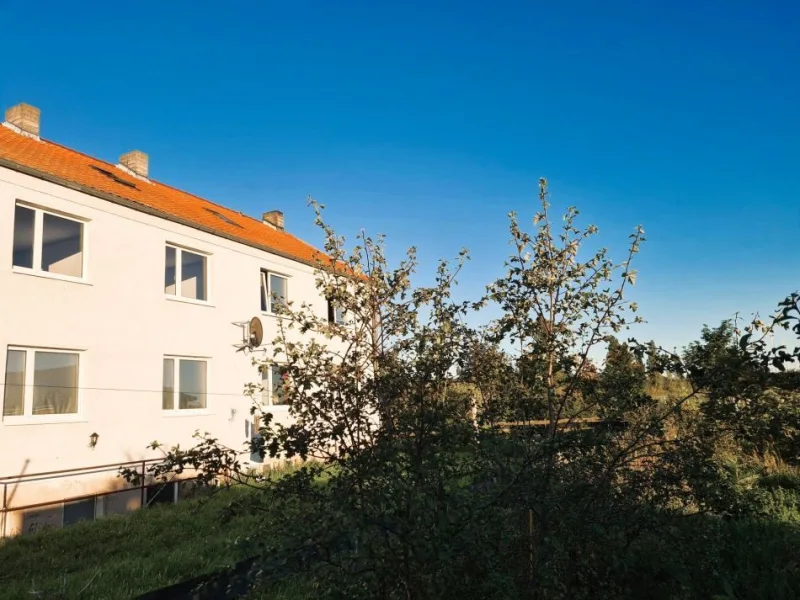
[4, 472, 209, 537]
[0, 458, 31, 537]
[0, 452, 174, 537]
[9, 475, 144, 537]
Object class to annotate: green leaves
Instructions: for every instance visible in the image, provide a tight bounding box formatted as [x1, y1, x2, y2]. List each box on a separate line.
[121, 178, 800, 600]
[739, 333, 752, 352]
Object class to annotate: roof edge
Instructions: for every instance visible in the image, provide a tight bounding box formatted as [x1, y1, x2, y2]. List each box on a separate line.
[0, 156, 332, 272]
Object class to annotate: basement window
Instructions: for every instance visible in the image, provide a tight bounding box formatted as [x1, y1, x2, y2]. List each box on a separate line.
[145, 482, 178, 506]
[63, 498, 96, 526]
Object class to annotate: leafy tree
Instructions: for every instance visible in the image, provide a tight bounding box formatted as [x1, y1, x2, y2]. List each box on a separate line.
[681, 320, 800, 466]
[596, 336, 649, 418]
[121, 183, 800, 600]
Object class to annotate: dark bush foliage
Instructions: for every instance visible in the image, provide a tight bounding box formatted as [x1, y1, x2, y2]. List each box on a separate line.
[126, 180, 800, 599]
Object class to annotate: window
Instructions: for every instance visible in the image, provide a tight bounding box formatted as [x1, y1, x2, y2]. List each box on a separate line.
[261, 364, 289, 406]
[3, 348, 80, 419]
[63, 498, 96, 526]
[260, 271, 287, 314]
[3, 350, 25, 416]
[327, 299, 346, 325]
[145, 482, 178, 507]
[12, 205, 34, 268]
[165, 245, 208, 301]
[12, 203, 85, 279]
[162, 357, 207, 411]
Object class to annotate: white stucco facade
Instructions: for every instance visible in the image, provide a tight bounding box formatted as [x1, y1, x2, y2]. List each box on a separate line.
[0, 163, 331, 535]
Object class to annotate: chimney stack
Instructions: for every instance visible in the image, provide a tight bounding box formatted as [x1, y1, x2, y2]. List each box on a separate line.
[4, 103, 41, 138]
[118, 150, 149, 179]
[262, 210, 285, 231]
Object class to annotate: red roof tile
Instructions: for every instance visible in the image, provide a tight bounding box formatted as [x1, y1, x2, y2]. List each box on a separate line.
[0, 124, 328, 267]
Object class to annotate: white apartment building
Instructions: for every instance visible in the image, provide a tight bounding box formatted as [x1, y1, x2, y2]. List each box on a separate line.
[0, 103, 343, 535]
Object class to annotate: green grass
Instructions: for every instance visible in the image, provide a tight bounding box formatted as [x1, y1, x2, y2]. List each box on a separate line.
[1, 459, 798, 600]
[0, 486, 263, 599]
[617, 515, 800, 600]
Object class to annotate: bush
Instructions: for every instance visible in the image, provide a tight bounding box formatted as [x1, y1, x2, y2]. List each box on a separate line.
[124, 180, 800, 599]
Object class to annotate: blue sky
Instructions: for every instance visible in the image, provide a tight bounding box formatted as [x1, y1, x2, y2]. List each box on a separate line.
[1, 0, 798, 352]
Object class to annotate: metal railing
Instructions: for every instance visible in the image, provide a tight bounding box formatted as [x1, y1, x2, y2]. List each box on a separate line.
[0, 458, 164, 537]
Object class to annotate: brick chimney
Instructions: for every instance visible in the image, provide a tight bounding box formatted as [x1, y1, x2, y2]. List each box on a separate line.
[4, 103, 41, 138]
[262, 210, 285, 231]
[118, 150, 148, 179]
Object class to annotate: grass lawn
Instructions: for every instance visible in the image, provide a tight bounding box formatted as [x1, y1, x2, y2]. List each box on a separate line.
[2, 463, 798, 599]
[0, 486, 276, 599]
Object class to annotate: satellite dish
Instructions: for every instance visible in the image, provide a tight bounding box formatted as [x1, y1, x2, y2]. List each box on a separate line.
[249, 316, 263, 347]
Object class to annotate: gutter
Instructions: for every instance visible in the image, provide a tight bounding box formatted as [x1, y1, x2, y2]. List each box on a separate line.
[0, 156, 327, 271]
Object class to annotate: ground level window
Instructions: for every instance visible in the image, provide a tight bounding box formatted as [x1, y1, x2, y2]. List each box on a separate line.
[145, 482, 178, 507]
[63, 498, 96, 526]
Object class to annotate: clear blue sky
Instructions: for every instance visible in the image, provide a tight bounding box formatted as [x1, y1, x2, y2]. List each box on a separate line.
[2, 0, 798, 352]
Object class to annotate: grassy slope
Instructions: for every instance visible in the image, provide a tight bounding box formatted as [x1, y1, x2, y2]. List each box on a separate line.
[1, 462, 798, 600]
[0, 487, 261, 599]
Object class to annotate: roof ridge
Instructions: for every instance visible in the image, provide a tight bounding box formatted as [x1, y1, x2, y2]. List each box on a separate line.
[41, 134, 311, 242]
[40, 137, 122, 170]
[42, 136, 247, 212]
[0, 125, 335, 271]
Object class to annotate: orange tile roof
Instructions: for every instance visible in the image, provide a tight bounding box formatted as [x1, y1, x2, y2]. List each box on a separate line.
[0, 124, 329, 268]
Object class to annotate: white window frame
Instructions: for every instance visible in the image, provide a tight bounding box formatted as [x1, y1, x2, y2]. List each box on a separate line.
[11, 201, 88, 283]
[327, 299, 346, 325]
[260, 270, 289, 316]
[162, 355, 210, 416]
[165, 244, 211, 305]
[260, 363, 289, 409]
[2, 346, 84, 425]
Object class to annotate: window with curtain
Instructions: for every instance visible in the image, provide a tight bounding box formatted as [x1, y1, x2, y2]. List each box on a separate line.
[162, 357, 208, 411]
[3, 348, 80, 419]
